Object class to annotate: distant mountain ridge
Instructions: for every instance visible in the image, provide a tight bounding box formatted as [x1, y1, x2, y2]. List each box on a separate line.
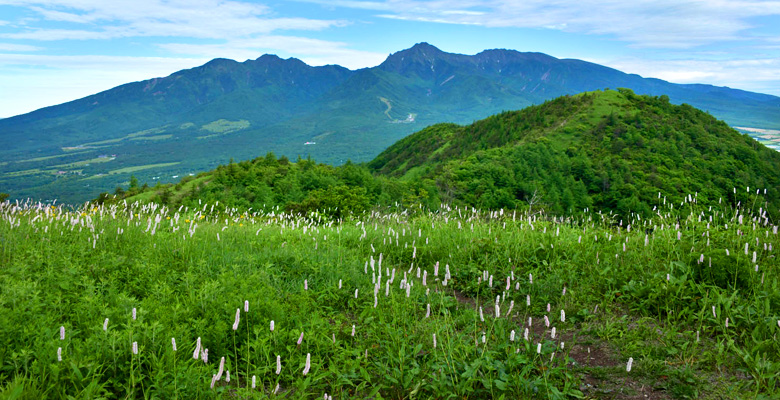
[1, 43, 779, 203]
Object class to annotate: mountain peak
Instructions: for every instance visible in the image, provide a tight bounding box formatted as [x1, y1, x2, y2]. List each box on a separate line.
[379, 42, 459, 77]
[408, 42, 443, 53]
[381, 42, 446, 64]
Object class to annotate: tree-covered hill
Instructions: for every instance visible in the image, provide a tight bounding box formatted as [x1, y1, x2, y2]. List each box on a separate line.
[369, 89, 780, 216]
[115, 90, 780, 219]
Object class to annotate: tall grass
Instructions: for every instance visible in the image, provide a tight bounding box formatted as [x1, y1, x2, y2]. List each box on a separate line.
[0, 195, 777, 398]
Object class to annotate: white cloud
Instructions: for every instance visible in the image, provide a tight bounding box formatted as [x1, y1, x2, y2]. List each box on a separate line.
[599, 56, 780, 95]
[0, 43, 42, 51]
[0, 0, 346, 41]
[299, 0, 780, 49]
[158, 36, 387, 69]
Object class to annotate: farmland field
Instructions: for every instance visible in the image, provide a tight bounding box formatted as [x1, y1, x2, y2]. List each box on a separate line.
[0, 197, 778, 399]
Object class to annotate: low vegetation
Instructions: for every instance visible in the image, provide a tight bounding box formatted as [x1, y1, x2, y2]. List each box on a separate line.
[0, 194, 778, 398]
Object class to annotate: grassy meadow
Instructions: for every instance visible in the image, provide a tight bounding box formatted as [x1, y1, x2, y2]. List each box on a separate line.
[0, 195, 778, 399]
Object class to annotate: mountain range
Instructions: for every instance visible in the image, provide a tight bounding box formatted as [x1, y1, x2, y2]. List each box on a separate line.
[2, 42, 779, 204]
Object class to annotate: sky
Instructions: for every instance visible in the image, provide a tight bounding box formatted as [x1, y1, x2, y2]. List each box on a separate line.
[1, 0, 780, 118]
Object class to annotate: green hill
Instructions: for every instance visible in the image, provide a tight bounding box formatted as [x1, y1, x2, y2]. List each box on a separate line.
[369, 89, 780, 216]
[117, 90, 780, 219]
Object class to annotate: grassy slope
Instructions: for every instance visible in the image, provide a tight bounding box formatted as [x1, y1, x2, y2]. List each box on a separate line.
[1, 199, 778, 399]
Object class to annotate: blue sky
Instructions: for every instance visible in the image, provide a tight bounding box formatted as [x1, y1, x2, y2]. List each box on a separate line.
[1, 0, 779, 118]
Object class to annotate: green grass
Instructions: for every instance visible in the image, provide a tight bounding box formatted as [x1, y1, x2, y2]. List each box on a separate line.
[15, 151, 93, 163]
[3, 168, 44, 177]
[1, 196, 778, 399]
[50, 157, 115, 169]
[129, 134, 173, 141]
[201, 119, 250, 134]
[107, 162, 180, 175]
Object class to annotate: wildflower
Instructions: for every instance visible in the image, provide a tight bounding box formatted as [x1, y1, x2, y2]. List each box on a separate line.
[561, 342, 565, 350]
[132, 341, 138, 355]
[270, 320, 275, 332]
[510, 330, 516, 342]
[171, 337, 177, 351]
[551, 327, 556, 339]
[495, 296, 501, 318]
[626, 357, 633, 372]
[725, 318, 729, 329]
[526, 294, 531, 306]
[562, 287, 566, 296]
[60, 326, 65, 340]
[426, 303, 430, 318]
[193, 337, 201, 359]
[506, 300, 515, 317]
[433, 333, 437, 348]
[103, 318, 109, 331]
[216, 357, 225, 380]
[276, 355, 282, 374]
[202, 348, 209, 364]
[232, 308, 240, 330]
[352, 325, 356, 337]
[274, 383, 280, 394]
[479, 307, 484, 322]
[537, 343, 542, 354]
[210, 374, 217, 389]
[226, 371, 230, 383]
[547, 303, 551, 312]
[252, 375, 257, 389]
[304, 279, 308, 291]
[544, 315, 550, 327]
[57, 347, 62, 362]
[338, 279, 342, 289]
[524, 328, 529, 341]
[712, 306, 717, 318]
[561, 309, 566, 323]
[132, 307, 137, 321]
[244, 300, 249, 312]
[303, 353, 311, 375]
[297, 331, 304, 345]
[355, 289, 359, 298]
[529, 273, 533, 284]
[528, 317, 532, 326]
[481, 332, 486, 344]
